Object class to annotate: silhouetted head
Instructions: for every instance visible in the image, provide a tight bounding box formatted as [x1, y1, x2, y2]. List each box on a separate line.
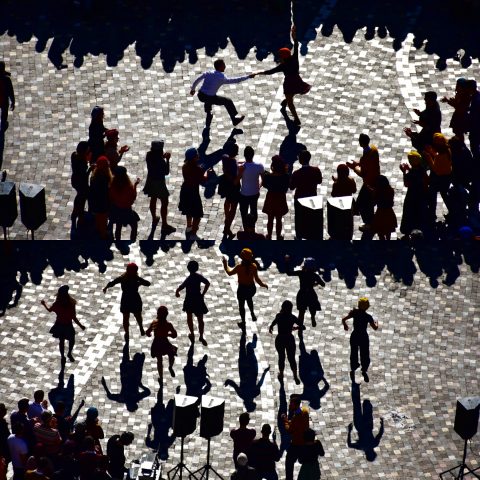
[423, 91, 437, 107]
[337, 163, 349, 178]
[244, 145, 254, 162]
[225, 141, 239, 157]
[120, 431, 134, 446]
[407, 151, 422, 168]
[239, 412, 250, 427]
[185, 147, 199, 163]
[76, 141, 90, 158]
[17, 398, 29, 413]
[187, 260, 199, 273]
[271, 155, 286, 174]
[303, 257, 316, 271]
[33, 390, 44, 403]
[358, 297, 370, 310]
[91, 106, 104, 121]
[304, 428, 316, 443]
[214, 59, 225, 72]
[261, 424, 271, 437]
[157, 306, 168, 320]
[126, 263, 138, 276]
[240, 248, 253, 262]
[278, 47, 292, 63]
[365, 449, 377, 461]
[151, 140, 164, 154]
[466, 79, 478, 94]
[94, 156, 111, 174]
[375, 175, 390, 190]
[289, 394, 302, 410]
[432, 133, 449, 152]
[86, 407, 99, 421]
[358, 133, 370, 148]
[298, 149, 311, 165]
[105, 129, 119, 141]
[41, 410, 52, 426]
[281, 300, 293, 314]
[237, 452, 248, 466]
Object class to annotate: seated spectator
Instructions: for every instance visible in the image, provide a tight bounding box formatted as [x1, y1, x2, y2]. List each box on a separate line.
[262, 155, 289, 240]
[297, 428, 325, 480]
[237, 214, 266, 241]
[231, 453, 258, 480]
[104, 129, 129, 169]
[230, 413, 256, 469]
[33, 411, 62, 457]
[248, 424, 280, 480]
[106, 431, 134, 480]
[27, 391, 47, 421]
[88, 156, 112, 240]
[109, 166, 141, 242]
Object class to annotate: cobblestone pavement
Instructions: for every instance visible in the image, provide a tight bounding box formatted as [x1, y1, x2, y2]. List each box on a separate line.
[0, 241, 479, 479]
[1, 1, 479, 240]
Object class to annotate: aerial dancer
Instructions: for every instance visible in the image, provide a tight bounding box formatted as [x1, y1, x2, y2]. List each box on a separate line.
[256, 24, 311, 126]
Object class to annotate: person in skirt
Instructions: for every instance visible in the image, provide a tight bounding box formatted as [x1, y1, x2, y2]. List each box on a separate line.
[146, 306, 178, 378]
[41, 285, 86, 364]
[175, 260, 210, 346]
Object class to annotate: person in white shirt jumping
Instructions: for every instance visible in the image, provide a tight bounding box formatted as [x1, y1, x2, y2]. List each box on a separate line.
[190, 59, 255, 127]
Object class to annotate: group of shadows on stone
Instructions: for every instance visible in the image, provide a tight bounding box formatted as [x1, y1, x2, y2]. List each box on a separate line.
[1, 0, 480, 71]
[0, 248, 384, 480]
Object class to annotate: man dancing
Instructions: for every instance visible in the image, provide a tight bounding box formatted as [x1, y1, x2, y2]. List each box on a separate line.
[190, 59, 254, 127]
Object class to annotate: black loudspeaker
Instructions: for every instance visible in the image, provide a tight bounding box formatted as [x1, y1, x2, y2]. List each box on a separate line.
[200, 396, 225, 439]
[295, 195, 323, 240]
[327, 195, 354, 240]
[172, 394, 199, 438]
[454, 397, 480, 440]
[0, 181, 17, 228]
[19, 183, 47, 231]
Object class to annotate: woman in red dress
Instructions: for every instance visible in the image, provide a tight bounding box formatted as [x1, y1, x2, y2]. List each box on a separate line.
[146, 306, 178, 378]
[41, 285, 86, 363]
[257, 25, 311, 126]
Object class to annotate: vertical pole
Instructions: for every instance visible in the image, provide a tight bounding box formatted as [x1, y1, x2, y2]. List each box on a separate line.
[458, 438, 468, 480]
[206, 438, 211, 480]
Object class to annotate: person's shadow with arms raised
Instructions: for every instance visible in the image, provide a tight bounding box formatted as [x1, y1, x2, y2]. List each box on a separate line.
[298, 337, 329, 410]
[183, 343, 211, 398]
[101, 340, 151, 412]
[347, 382, 384, 461]
[224, 331, 270, 412]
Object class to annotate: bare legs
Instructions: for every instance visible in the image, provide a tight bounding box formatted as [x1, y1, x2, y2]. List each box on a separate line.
[186, 216, 201, 237]
[156, 355, 175, 378]
[122, 312, 145, 337]
[267, 214, 284, 240]
[150, 197, 175, 232]
[186, 312, 207, 345]
[285, 94, 301, 125]
[223, 200, 238, 237]
[59, 338, 75, 362]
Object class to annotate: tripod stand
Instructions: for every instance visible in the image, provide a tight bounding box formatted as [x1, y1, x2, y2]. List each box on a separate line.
[189, 437, 224, 480]
[167, 436, 199, 480]
[439, 438, 480, 479]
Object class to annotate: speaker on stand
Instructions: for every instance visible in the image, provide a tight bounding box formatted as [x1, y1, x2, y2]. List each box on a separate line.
[0, 180, 17, 239]
[19, 183, 46, 239]
[295, 195, 323, 240]
[439, 396, 480, 480]
[190, 396, 225, 479]
[167, 394, 200, 480]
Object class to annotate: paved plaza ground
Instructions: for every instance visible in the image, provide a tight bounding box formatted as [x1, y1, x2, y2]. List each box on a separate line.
[1, 0, 480, 479]
[0, 240, 479, 479]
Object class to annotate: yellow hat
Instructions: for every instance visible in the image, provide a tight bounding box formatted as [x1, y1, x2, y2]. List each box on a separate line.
[433, 133, 448, 146]
[358, 297, 370, 310]
[407, 150, 422, 167]
[240, 248, 253, 261]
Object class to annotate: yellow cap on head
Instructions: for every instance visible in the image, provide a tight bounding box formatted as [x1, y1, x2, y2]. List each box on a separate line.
[358, 297, 370, 310]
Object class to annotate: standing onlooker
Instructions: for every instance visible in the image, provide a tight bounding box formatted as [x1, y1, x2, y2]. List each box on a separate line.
[106, 431, 134, 480]
[222, 249, 268, 329]
[269, 300, 301, 385]
[220, 143, 241, 240]
[282, 394, 310, 480]
[230, 453, 258, 480]
[297, 428, 325, 480]
[104, 129, 129, 169]
[441, 78, 471, 139]
[399, 151, 428, 236]
[8, 423, 28, 480]
[27, 391, 47, 421]
[103, 263, 151, 338]
[88, 156, 112, 240]
[0, 61, 15, 132]
[347, 134, 380, 232]
[143, 140, 176, 234]
[466, 79, 480, 162]
[370, 175, 397, 240]
[331, 163, 357, 198]
[145, 306, 178, 378]
[404, 91, 442, 151]
[32, 411, 62, 457]
[70, 141, 91, 228]
[108, 166, 140, 242]
[342, 297, 378, 383]
[290, 150, 323, 239]
[178, 147, 209, 240]
[0, 404, 10, 467]
[10, 400, 32, 449]
[238, 146, 265, 230]
[41, 285, 86, 363]
[82, 407, 104, 454]
[262, 155, 289, 240]
[248, 424, 280, 480]
[230, 413, 256, 469]
[175, 260, 210, 345]
[88, 106, 107, 163]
